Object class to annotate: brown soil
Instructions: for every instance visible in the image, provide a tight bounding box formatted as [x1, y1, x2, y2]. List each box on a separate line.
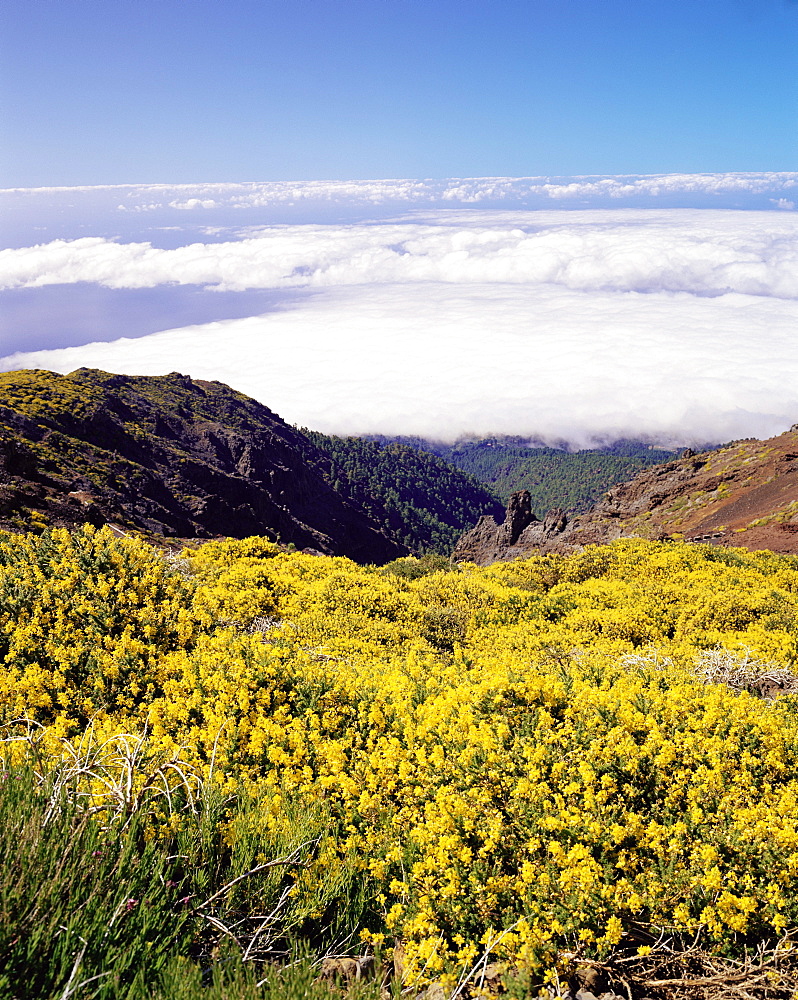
[454, 428, 798, 564]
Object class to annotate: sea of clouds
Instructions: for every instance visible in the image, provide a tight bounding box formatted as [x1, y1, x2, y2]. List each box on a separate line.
[1, 173, 796, 446]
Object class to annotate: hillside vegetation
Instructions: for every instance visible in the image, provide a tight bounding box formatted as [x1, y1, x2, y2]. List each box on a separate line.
[304, 432, 504, 554]
[381, 437, 682, 515]
[3, 525, 798, 998]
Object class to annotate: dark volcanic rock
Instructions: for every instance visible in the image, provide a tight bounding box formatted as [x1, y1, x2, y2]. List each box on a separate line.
[0, 368, 403, 563]
[453, 490, 569, 565]
[497, 490, 534, 546]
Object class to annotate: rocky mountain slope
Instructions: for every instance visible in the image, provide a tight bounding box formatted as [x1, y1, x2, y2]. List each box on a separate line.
[0, 368, 403, 562]
[454, 427, 798, 564]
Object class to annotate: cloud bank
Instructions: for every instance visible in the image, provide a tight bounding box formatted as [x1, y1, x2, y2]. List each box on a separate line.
[1, 180, 797, 447]
[5, 171, 797, 212]
[2, 284, 796, 447]
[1, 210, 796, 299]
[1, 172, 795, 249]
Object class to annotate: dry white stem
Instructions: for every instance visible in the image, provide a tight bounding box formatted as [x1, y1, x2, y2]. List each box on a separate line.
[198, 840, 315, 910]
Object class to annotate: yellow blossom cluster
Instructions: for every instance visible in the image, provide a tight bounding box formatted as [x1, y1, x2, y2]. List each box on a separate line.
[3, 526, 798, 988]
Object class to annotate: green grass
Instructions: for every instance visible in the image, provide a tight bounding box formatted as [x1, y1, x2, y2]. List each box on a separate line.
[0, 749, 381, 1000]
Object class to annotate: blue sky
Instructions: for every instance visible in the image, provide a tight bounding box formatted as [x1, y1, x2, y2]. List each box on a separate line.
[1, 4, 797, 447]
[1, 0, 796, 186]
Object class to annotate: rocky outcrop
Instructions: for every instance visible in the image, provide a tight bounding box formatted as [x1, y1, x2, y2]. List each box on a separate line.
[0, 368, 403, 563]
[453, 491, 569, 565]
[496, 490, 534, 546]
[453, 427, 798, 564]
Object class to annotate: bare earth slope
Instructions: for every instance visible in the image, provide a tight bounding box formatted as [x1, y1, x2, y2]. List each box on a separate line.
[454, 427, 798, 565]
[0, 368, 403, 563]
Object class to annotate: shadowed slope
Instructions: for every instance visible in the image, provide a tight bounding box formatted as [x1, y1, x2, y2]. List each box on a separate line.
[0, 368, 402, 562]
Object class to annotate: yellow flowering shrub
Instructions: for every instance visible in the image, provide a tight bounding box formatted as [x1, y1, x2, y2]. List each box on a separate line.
[4, 527, 798, 989]
[0, 526, 197, 725]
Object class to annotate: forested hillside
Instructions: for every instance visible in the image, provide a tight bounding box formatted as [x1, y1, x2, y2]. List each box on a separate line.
[304, 432, 504, 554]
[377, 436, 682, 515]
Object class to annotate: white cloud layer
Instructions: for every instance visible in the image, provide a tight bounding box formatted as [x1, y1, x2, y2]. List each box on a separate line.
[5, 171, 797, 211]
[2, 279, 797, 447]
[1, 210, 797, 300]
[1, 187, 797, 447]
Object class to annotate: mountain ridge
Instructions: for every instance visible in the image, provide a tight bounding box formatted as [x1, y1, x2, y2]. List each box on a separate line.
[0, 368, 504, 562]
[0, 368, 403, 562]
[5, 367, 798, 567]
[454, 427, 798, 564]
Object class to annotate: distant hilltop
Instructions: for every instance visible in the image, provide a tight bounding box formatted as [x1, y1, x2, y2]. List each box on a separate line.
[454, 430, 798, 564]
